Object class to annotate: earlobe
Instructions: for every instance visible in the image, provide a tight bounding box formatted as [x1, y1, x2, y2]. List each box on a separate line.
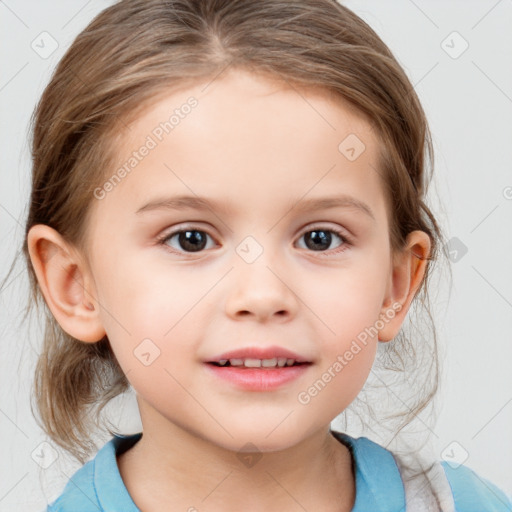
[378, 230, 431, 342]
[27, 224, 106, 343]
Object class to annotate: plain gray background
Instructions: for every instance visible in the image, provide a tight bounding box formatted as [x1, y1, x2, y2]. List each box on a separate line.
[1, 0, 511, 509]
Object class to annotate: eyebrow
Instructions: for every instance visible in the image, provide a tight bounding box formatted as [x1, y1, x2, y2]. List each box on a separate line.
[135, 194, 375, 220]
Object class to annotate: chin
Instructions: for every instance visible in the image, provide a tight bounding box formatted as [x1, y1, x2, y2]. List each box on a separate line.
[201, 422, 319, 455]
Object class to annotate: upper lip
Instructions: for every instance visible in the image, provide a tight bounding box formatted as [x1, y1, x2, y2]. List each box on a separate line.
[206, 346, 312, 363]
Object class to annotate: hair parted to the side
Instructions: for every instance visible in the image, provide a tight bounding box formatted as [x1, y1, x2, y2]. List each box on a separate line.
[21, 0, 446, 498]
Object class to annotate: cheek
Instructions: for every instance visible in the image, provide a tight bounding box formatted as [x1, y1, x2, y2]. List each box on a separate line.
[92, 250, 217, 386]
[307, 254, 390, 343]
[296, 253, 389, 403]
[297, 282, 381, 416]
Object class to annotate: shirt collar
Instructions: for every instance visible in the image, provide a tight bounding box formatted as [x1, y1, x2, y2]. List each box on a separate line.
[330, 430, 405, 511]
[94, 432, 143, 511]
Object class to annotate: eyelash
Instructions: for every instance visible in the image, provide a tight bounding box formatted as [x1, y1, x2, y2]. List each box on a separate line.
[156, 224, 353, 257]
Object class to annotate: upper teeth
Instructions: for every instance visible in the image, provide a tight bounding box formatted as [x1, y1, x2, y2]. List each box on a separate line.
[218, 358, 297, 367]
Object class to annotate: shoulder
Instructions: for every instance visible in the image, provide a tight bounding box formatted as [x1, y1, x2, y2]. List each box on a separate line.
[46, 457, 100, 511]
[348, 433, 512, 511]
[331, 430, 512, 512]
[46, 433, 142, 512]
[441, 461, 512, 512]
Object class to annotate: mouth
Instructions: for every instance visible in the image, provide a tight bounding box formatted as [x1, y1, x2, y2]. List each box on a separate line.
[207, 358, 311, 369]
[205, 346, 313, 369]
[204, 355, 312, 391]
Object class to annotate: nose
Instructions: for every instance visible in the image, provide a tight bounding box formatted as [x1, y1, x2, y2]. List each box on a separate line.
[224, 254, 298, 323]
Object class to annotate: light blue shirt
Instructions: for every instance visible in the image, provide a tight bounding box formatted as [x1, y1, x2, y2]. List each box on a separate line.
[47, 430, 512, 511]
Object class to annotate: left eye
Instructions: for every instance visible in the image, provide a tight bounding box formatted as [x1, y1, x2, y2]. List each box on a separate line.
[160, 229, 215, 253]
[296, 228, 348, 253]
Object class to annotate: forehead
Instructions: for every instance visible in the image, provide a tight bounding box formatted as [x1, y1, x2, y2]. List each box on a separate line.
[91, 69, 385, 222]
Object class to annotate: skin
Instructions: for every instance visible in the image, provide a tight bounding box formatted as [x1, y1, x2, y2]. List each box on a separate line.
[27, 69, 430, 511]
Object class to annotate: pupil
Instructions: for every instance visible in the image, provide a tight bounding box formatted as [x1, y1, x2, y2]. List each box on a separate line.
[306, 230, 331, 251]
[179, 231, 206, 252]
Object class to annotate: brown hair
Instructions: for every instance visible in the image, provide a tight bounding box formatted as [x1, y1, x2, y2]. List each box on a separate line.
[20, 0, 445, 496]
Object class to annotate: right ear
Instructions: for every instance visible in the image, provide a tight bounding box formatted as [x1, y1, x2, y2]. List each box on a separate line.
[27, 224, 106, 343]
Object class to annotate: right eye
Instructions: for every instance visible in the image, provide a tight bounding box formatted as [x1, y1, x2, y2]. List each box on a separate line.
[158, 228, 217, 254]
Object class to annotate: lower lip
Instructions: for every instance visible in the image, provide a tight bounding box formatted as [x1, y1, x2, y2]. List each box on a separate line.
[204, 364, 311, 391]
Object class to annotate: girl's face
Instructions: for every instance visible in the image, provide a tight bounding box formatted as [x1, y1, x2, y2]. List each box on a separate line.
[84, 69, 403, 452]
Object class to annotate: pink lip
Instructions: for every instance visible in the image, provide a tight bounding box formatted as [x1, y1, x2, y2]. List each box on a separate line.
[206, 345, 311, 363]
[204, 364, 311, 391]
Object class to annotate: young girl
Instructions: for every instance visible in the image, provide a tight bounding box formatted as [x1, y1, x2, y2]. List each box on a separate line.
[20, 0, 511, 510]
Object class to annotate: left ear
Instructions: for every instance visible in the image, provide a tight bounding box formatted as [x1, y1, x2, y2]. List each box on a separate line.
[378, 230, 431, 342]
